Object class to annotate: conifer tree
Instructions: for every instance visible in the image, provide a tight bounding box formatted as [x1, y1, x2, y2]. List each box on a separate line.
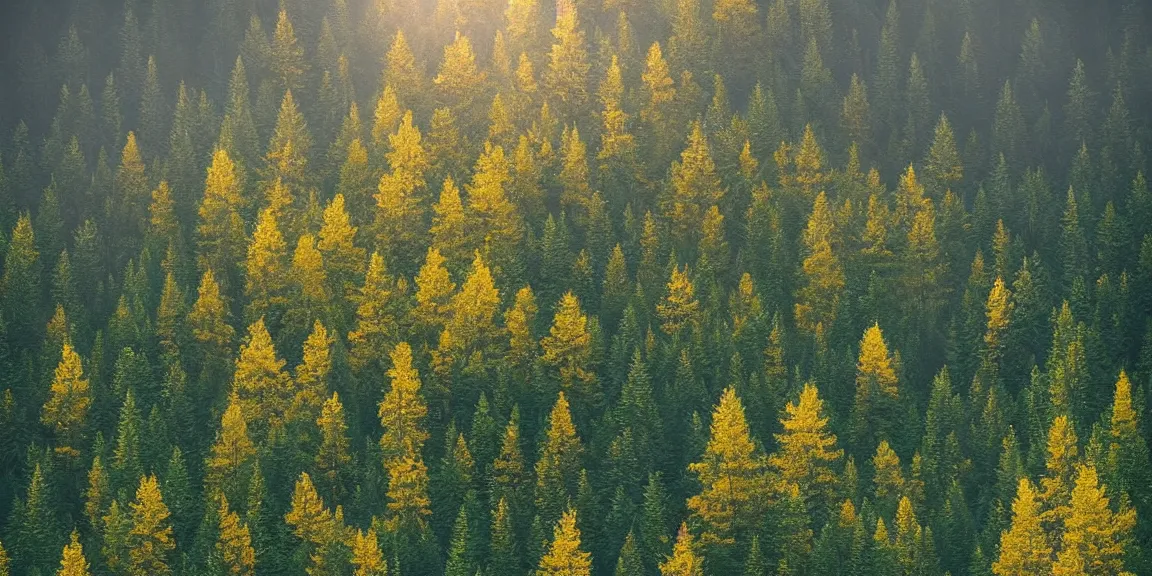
[128, 475, 175, 576]
[216, 494, 256, 576]
[317, 193, 365, 304]
[850, 324, 900, 453]
[537, 508, 591, 576]
[659, 523, 703, 576]
[350, 528, 385, 576]
[232, 317, 292, 435]
[770, 382, 842, 511]
[535, 393, 584, 529]
[541, 293, 597, 402]
[3, 214, 41, 347]
[543, 0, 590, 123]
[206, 393, 257, 501]
[198, 149, 246, 288]
[379, 342, 429, 460]
[375, 111, 430, 272]
[795, 192, 843, 336]
[315, 392, 351, 500]
[347, 252, 396, 376]
[41, 341, 90, 457]
[412, 248, 456, 336]
[657, 265, 699, 337]
[993, 478, 1050, 576]
[1053, 465, 1135, 576]
[688, 387, 769, 547]
[55, 531, 90, 576]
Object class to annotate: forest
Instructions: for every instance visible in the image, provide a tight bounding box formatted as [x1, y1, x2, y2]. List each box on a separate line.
[0, 0, 1149, 574]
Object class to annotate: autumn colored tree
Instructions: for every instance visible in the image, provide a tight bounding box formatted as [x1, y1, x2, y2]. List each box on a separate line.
[537, 508, 591, 576]
[379, 342, 429, 460]
[536, 393, 584, 529]
[41, 342, 90, 456]
[687, 387, 770, 548]
[770, 382, 843, 511]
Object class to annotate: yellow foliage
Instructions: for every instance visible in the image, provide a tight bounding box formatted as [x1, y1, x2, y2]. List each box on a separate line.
[659, 523, 704, 576]
[379, 342, 429, 459]
[856, 323, 898, 398]
[657, 265, 699, 336]
[993, 478, 1052, 576]
[413, 247, 456, 333]
[206, 392, 257, 488]
[232, 317, 293, 434]
[688, 387, 769, 546]
[41, 341, 90, 456]
[55, 531, 90, 576]
[770, 382, 842, 507]
[536, 508, 591, 576]
[541, 292, 595, 394]
[216, 494, 256, 576]
[128, 475, 174, 576]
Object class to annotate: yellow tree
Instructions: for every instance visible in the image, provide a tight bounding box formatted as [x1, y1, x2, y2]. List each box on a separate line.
[850, 323, 900, 452]
[285, 472, 340, 560]
[657, 265, 699, 337]
[232, 317, 293, 436]
[55, 531, 90, 576]
[536, 508, 591, 576]
[993, 478, 1052, 576]
[465, 143, 523, 281]
[687, 387, 770, 547]
[434, 32, 486, 118]
[189, 269, 235, 358]
[540, 292, 596, 401]
[384, 440, 433, 533]
[285, 235, 330, 342]
[292, 321, 333, 423]
[375, 111, 430, 272]
[317, 193, 365, 304]
[264, 90, 312, 196]
[412, 248, 456, 337]
[347, 252, 395, 375]
[505, 285, 539, 374]
[243, 208, 289, 326]
[1054, 465, 1136, 576]
[659, 523, 704, 576]
[535, 393, 584, 528]
[197, 149, 246, 286]
[41, 341, 90, 456]
[543, 0, 590, 123]
[379, 342, 429, 460]
[769, 382, 843, 510]
[371, 85, 402, 154]
[216, 494, 256, 576]
[1041, 414, 1080, 534]
[443, 252, 502, 362]
[384, 30, 426, 111]
[430, 178, 469, 271]
[350, 528, 386, 576]
[794, 191, 843, 336]
[315, 392, 351, 500]
[640, 42, 676, 170]
[205, 392, 257, 499]
[664, 120, 723, 249]
[128, 475, 174, 576]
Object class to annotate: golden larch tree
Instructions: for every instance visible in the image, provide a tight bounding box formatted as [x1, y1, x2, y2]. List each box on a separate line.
[41, 341, 90, 457]
[536, 508, 591, 576]
[993, 478, 1052, 576]
[659, 523, 704, 576]
[687, 387, 770, 547]
[794, 191, 843, 336]
[55, 531, 90, 576]
[379, 342, 429, 460]
[127, 475, 174, 576]
[769, 382, 843, 510]
[216, 493, 256, 576]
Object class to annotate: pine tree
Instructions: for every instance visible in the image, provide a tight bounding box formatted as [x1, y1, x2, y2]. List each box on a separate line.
[128, 475, 175, 576]
[284, 472, 337, 551]
[657, 265, 699, 337]
[465, 144, 523, 283]
[379, 342, 429, 460]
[270, 9, 306, 95]
[347, 252, 396, 376]
[264, 90, 312, 198]
[216, 493, 256, 576]
[429, 178, 469, 273]
[2, 214, 41, 347]
[350, 528, 386, 576]
[41, 341, 90, 457]
[384, 440, 433, 533]
[206, 393, 257, 501]
[198, 149, 247, 289]
[318, 193, 365, 305]
[665, 121, 722, 250]
[375, 111, 430, 273]
[850, 324, 900, 453]
[795, 192, 843, 336]
[659, 523, 703, 576]
[543, 0, 590, 123]
[688, 387, 769, 547]
[1053, 465, 1135, 576]
[536, 508, 591, 576]
[55, 531, 90, 576]
[541, 293, 596, 402]
[232, 317, 292, 436]
[434, 32, 486, 118]
[1107, 370, 1152, 529]
[535, 393, 584, 528]
[770, 382, 843, 511]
